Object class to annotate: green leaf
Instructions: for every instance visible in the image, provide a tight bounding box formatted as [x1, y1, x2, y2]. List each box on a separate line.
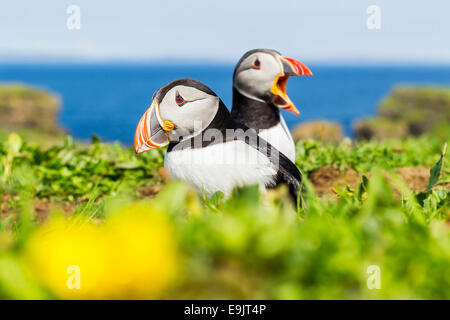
[425, 143, 447, 192]
[91, 134, 101, 144]
[115, 161, 140, 169]
[0, 214, 13, 231]
[6, 133, 22, 155]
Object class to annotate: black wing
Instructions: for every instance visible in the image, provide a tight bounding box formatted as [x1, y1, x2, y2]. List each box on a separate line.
[232, 121, 302, 202]
[272, 148, 302, 202]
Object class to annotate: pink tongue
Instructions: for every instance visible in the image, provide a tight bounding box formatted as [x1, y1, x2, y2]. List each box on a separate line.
[274, 95, 288, 106]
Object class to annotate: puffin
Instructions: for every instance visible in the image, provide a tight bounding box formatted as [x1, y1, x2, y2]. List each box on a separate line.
[134, 78, 302, 201]
[231, 49, 312, 162]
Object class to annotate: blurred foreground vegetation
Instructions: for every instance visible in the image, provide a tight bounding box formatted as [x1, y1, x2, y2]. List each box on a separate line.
[0, 130, 448, 299]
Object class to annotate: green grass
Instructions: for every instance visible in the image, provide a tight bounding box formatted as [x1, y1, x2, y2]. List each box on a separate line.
[355, 86, 450, 140]
[0, 128, 67, 147]
[0, 132, 448, 299]
[0, 84, 59, 110]
[0, 134, 165, 202]
[297, 135, 449, 179]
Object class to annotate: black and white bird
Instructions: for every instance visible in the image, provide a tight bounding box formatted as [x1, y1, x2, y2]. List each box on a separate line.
[134, 78, 302, 201]
[231, 49, 312, 162]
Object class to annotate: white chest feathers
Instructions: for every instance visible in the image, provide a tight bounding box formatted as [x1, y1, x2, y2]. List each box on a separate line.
[164, 140, 277, 198]
[258, 116, 296, 162]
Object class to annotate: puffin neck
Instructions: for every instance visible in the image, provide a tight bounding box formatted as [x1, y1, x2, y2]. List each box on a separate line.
[167, 99, 235, 151]
[231, 87, 280, 130]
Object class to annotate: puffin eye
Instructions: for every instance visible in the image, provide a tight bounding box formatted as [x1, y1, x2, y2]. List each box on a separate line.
[252, 58, 261, 70]
[175, 91, 185, 107]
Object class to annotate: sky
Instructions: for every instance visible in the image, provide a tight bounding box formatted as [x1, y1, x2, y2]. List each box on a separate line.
[0, 0, 449, 64]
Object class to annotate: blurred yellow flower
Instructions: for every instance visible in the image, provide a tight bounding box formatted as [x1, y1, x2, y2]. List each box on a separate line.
[24, 203, 178, 299]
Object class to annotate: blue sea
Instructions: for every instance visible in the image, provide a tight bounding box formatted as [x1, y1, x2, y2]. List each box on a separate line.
[1, 64, 450, 145]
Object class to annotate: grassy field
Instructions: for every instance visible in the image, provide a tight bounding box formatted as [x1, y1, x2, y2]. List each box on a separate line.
[0, 132, 449, 299]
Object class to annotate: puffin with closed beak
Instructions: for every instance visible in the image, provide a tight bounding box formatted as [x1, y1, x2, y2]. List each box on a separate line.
[134, 78, 302, 201]
[231, 49, 312, 162]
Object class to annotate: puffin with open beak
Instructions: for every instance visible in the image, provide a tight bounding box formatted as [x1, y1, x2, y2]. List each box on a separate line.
[231, 49, 313, 162]
[135, 78, 302, 201]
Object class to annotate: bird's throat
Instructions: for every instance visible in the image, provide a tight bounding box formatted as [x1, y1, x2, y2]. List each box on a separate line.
[231, 88, 280, 130]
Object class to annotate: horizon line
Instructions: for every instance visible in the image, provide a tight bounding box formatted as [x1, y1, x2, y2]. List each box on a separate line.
[1, 57, 450, 67]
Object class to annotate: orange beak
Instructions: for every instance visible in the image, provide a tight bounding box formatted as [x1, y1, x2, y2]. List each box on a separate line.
[271, 56, 313, 116]
[281, 56, 313, 77]
[134, 101, 172, 154]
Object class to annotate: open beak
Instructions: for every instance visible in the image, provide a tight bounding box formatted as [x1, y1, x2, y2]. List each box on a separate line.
[134, 101, 173, 154]
[271, 56, 313, 116]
